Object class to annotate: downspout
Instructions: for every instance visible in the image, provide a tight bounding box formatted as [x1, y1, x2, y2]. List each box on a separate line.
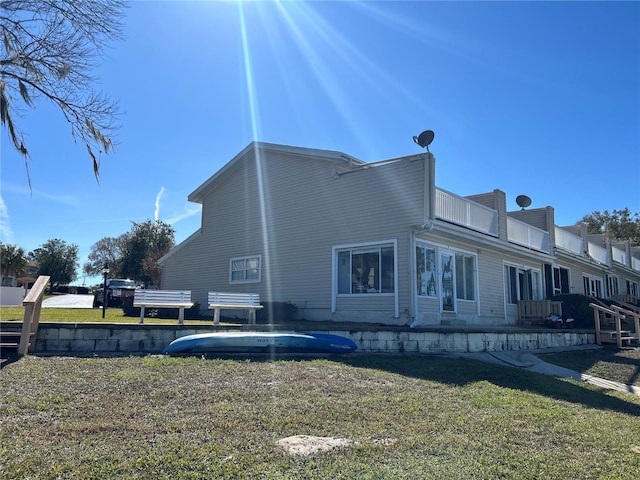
[410, 229, 418, 326]
[428, 151, 436, 223]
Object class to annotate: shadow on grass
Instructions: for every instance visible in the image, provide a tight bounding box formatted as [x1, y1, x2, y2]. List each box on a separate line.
[0, 353, 22, 370]
[186, 350, 640, 416]
[5, 349, 640, 417]
[539, 345, 640, 387]
[335, 354, 640, 417]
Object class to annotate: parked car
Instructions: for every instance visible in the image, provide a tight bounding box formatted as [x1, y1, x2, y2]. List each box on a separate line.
[93, 278, 137, 308]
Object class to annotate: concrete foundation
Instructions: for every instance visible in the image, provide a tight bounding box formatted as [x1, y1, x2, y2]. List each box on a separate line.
[20, 323, 596, 355]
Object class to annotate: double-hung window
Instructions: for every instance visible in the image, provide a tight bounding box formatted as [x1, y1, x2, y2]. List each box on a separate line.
[229, 255, 261, 284]
[337, 244, 395, 294]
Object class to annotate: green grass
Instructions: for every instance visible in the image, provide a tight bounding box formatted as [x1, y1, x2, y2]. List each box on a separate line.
[539, 346, 640, 387]
[0, 306, 211, 325]
[1, 354, 640, 479]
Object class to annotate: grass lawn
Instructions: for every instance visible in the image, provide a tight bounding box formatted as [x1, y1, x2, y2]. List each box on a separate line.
[1, 354, 640, 479]
[539, 347, 640, 387]
[0, 306, 211, 325]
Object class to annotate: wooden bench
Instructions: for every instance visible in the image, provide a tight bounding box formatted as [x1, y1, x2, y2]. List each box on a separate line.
[208, 292, 263, 325]
[517, 299, 563, 325]
[133, 289, 193, 325]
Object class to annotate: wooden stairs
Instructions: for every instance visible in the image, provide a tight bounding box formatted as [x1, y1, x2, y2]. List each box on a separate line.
[590, 302, 640, 348]
[0, 276, 50, 358]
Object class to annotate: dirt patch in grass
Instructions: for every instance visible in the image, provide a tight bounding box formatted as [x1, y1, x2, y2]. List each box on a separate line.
[277, 435, 356, 455]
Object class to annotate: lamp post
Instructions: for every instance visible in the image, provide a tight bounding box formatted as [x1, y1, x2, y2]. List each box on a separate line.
[101, 263, 110, 318]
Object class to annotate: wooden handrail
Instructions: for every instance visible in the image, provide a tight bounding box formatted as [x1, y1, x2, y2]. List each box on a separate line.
[610, 304, 640, 342]
[18, 275, 50, 355]
[589, 302, 627, 348]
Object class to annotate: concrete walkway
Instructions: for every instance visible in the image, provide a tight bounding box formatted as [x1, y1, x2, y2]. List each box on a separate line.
[42, 294, 94, 309]
[461, 347, 640, 397]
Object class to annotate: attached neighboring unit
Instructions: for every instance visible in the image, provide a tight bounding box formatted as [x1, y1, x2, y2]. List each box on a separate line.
[158, 142, 640, 327]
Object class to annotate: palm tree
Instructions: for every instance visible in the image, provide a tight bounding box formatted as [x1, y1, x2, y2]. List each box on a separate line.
[0, 243, 28, 286]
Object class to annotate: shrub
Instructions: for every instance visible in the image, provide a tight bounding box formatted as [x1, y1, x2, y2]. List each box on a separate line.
[551, 294, 607, 329]
[256, 301, 298, 323]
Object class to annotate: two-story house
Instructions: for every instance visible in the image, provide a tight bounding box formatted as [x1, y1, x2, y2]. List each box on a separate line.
[158, 142, 640, 326]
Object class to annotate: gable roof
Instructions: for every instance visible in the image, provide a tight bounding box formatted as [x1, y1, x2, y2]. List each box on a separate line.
[188, 142, 365, 204]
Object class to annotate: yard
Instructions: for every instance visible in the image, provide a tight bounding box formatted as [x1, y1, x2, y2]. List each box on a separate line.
[1, 352, 639, 479]
[2, 304, 640, 478]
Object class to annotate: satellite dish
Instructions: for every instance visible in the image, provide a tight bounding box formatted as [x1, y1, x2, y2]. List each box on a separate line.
[515, 195, 532, 210]
[413, 130, 435, 151]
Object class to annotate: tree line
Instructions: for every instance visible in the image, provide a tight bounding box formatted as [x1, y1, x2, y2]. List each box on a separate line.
[0, 220, 174, 290]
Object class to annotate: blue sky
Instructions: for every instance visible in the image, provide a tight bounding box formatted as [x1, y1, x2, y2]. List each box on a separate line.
[1, 0, 639, 285]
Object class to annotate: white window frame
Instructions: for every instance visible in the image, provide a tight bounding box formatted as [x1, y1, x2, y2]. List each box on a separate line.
[440, 249, 456, 312]
[229, 254, 262, 284]
[416, 243, 438, 297]
[414, 241, 478, 315]
[583, 273, 603, 298]
[605, 274, 619, 299]
[455, 252, 476, 302]
[504, 263, 543, 305]
[552, 265, 571, 296]
[332, 240, 398, 317]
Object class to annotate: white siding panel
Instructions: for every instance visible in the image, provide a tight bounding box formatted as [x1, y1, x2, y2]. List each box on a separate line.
[477, 250, 507, 321]
[508, 209, 548, 231]
[164, 150, 426, 322]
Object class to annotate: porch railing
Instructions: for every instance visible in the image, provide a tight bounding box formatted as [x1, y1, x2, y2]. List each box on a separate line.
[507, 217, 550, 253]
[435, 188, 499, 237]
[612, 245, 627, 265]
[517, 299, 562, 325]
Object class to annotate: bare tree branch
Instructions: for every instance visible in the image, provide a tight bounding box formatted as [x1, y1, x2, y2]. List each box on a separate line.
[0, 0, 126, 182]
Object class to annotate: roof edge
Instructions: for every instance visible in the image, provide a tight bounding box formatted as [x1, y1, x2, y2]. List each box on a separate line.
[188, 142, 364, 204]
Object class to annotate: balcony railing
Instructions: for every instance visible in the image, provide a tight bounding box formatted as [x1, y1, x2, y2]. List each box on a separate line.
[554, 227, 584, 256]
[435, 188, 499, 237]
[612, 246, 627, 265]
[507, 217, 550, 253]
[633, 257, 640, 271]
[587, 241, 610, 265]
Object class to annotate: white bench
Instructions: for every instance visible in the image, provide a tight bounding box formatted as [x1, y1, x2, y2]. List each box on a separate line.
[133, 289, 193, 325]
[208, 292, 263, 325]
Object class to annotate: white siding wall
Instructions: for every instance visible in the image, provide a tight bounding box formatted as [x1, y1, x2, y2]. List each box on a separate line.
[163, 151, 426, 323]
[507, 208, 549, 231]
[476, 250, 509, 324]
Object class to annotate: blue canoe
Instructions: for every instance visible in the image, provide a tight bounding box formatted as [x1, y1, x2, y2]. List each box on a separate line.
[163, 331, 357, 355]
